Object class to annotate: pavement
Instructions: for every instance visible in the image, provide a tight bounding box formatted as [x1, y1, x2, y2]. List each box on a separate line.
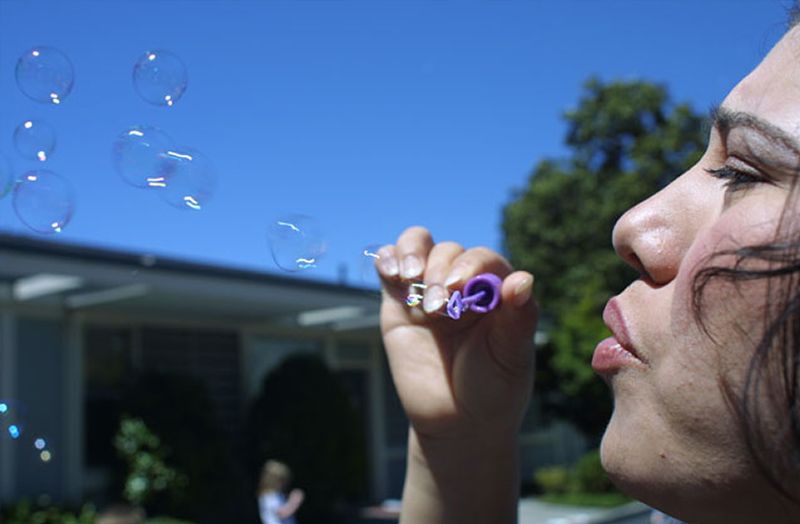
[359, 498, 653, 524]
[518, 498, 652, 524]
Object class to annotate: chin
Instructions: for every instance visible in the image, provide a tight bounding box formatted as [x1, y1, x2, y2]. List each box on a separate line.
[598, 414, 676, 512]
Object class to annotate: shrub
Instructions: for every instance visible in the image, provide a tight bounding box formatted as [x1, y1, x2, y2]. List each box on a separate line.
[571, 449, 614, 493]
[534, 465, 571, 495]
[114, 416, 187, 506]
[533, 449, 614, 496]
[1, 500, 96, 524]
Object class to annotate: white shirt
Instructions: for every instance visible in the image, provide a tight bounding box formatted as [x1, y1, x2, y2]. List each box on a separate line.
[259, 492, 296, 524]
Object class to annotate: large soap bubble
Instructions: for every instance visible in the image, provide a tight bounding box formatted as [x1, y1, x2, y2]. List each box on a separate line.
[159, 147, 217, 211]
[112, 125, 176, 188]
[267, 214, 328, 272]
[132, 49, 188, 107]
[13, 120, 56, 162]
[12, 170, 75, 234]
[15, 46, 75, 105]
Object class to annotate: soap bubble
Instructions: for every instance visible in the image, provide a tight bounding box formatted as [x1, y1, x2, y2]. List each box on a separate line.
[159, 147, 216, 211]
[15, 46, 75, 105]
[13, 169, 75, 234]
[0, 400, 24, 441]
[267, 214, 327, 272]
[359, 244, 383, 287]
[112, 125, 176, 188]
[33, 436, 53, 463]
[133, 49, 188, 107]
[0, 153, 14, 198]
[13, 120, 56, 162]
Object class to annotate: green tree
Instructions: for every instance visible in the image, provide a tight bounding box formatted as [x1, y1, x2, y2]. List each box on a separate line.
[244, 354, 367, 524]
[503, 78, 706, 439]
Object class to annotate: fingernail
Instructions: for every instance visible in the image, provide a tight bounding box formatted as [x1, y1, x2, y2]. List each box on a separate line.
[445, 270, 465, 287]
[401, 255, 423, 279]
[423, 284, 446, 313]
[513, 276, 534, 307]
[379, 252, 399, 276]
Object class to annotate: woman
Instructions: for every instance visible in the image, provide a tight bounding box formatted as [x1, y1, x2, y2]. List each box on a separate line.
[375, 10, 800, 524]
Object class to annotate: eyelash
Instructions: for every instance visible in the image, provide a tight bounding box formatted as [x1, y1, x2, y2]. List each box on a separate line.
[704, 165, 768, 191]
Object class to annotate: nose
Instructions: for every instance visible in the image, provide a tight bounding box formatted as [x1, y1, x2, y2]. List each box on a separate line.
[612, 175, 704, 285]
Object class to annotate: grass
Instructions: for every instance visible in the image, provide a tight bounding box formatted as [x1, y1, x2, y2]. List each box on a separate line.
[538, 492, 633, 508]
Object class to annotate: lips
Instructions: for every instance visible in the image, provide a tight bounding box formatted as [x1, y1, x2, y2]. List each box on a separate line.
[592, 298, 647, 374]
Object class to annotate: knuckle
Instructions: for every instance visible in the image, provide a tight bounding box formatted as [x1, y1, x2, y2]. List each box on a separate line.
[400, 225, 431, 240]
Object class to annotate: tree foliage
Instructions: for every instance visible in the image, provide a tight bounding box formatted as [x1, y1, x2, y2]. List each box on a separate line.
[503, 78, 706, 439]
[244, 354, 367, 524]
[120, 373, 241, 523]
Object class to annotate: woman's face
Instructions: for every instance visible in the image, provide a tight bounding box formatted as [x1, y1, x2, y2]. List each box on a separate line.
[599, 26, 800, 522]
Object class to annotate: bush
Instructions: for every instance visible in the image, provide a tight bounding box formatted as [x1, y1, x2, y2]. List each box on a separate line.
[533, 465, 571, 495]
[533, 449, 614, 496]
[572, 449, 613, 493]
[114, 416, 187, 506]
[1, 500, 96, 524]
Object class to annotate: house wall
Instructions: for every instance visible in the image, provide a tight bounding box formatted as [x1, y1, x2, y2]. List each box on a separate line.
[1, 306, 588, 510]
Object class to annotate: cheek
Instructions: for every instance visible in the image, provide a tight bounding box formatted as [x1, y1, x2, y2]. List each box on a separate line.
[672, 200, 778, 348]
[656, 201, 779, 442]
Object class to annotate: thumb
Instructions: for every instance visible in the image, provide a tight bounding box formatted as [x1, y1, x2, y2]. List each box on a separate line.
[487, 271, 538, 372]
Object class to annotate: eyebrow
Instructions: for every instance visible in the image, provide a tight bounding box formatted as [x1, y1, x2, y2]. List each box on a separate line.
[711, 105, 800, 155]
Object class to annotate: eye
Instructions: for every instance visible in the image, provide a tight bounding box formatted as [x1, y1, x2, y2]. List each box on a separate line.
[704, 165, 770, 191]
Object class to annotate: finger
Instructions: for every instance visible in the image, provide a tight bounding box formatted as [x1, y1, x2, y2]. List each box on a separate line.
[375, 244, 413, 307]
[489, 270, 539, 371]
[421, 241, 465, 314]
[443, 246, 514, 290]
[395, 226, 434, 280]
[375, 244, 400, 280]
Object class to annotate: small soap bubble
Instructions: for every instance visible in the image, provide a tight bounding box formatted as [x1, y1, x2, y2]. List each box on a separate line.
[267, 214, 327, 272]
[159, 147, 216, 211]
[0, 153, 14, 198]
[15, 46, 74, 105]
[0, 400, 23, 441]
[406, 282, 426, 307]
[359, 244, 383, 287]
[13, 169, 75, 234]
[40, 450, 52, 462]
[133, 49, 188, 107]
[13, 120, 56, 162]
[112, 125, 176, 188]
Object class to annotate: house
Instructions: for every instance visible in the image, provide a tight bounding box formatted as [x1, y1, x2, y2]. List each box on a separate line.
[0, 233, 587, 510]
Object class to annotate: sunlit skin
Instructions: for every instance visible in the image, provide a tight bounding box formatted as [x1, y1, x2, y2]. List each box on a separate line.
[376, 26, 800, 524]
[602, 25, 800, 523]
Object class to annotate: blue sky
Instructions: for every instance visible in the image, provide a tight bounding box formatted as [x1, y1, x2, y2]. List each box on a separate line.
[0, 0, 791, 286]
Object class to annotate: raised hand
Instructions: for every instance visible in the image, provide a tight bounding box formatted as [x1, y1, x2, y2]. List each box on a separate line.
[375, 226, 538, 523]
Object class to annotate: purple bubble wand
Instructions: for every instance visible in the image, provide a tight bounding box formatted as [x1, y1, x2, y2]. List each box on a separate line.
[445, 273, 502, 320]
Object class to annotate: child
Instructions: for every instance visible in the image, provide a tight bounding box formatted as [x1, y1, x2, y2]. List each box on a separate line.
[257, 460, 305, 524]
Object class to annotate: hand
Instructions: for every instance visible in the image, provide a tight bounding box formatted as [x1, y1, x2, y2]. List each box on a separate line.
[288, 489, 305, 505]
[377, 226, 538, 444]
